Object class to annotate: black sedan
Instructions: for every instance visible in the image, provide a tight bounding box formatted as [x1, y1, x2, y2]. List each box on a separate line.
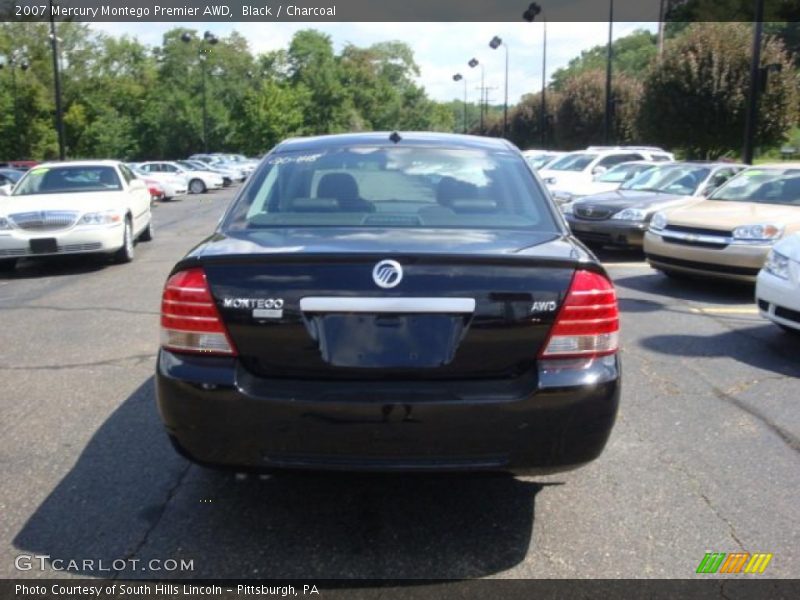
[564, 162, 744, 248]
[156, 132, 620, 475]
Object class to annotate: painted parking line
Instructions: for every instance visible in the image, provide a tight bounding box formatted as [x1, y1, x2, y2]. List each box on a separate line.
[689, 307, 760, 315]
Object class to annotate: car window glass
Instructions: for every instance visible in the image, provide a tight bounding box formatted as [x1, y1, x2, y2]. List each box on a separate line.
[13, 166, 123, 195]
[622, 165, 710, 195]
[598, 154, 642, 168]
[229, 146, 557, 232]
[119, 165, 136, 184]
[547, 153, 598, 172]
[710, 169, 800, 205]
[598, 164, 649, 183]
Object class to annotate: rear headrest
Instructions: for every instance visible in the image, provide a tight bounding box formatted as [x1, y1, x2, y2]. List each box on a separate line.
[317, 172, 359, 201]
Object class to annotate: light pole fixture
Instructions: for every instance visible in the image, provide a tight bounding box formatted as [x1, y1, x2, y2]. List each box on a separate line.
[468, 57, 484, 134]
[48, 0, 65, 160]
[604, 0, 615, 145]
[489, 36, 509, 139]
[523, 3, 547, 147]
[181, 30, 219, 153]
[742, 0, 766, 164]
[0, 52, 30, 158]
[452, 73, 468, 134]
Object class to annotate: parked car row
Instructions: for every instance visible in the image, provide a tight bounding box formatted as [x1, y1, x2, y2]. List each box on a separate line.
[0, 150, 261, 270]
[563, 162, 745, 248]
[554, 157, 800, 336]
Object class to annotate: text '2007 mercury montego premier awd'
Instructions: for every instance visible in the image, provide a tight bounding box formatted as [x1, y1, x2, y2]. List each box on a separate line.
[156, 132, 621, 475]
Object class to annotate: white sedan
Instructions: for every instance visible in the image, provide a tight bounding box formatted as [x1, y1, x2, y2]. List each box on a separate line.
[128, 163, 188, 200]
[756, 232, 800, 335]
[137, 161, 224, 195]
[0, 161, 153, 271]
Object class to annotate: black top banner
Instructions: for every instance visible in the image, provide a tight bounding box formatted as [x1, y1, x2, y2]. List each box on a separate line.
[1, 0, 799, 22]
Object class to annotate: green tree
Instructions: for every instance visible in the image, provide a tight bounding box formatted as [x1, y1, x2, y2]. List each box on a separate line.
[551, 30, 658, 91]
[288, 30, 349, 134]
[231, 79, 308, 154]
[553, 69, 642, 149]
[501, 91, 562, 149]
[638, 22, 799, 159]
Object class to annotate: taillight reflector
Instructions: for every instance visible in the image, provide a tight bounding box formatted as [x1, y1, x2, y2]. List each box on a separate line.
[539, 270, 619, 359]
[160, 267, 237, 356]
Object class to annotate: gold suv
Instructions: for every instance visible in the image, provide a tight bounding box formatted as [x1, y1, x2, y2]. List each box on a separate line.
[644, 164, 800, 282]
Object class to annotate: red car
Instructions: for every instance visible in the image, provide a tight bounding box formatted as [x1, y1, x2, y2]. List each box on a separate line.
[144, 178, 166, 202]
[0, 160, 39, 171]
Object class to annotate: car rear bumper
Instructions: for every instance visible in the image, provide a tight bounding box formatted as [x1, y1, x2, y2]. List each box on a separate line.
[0, 223, 124, 258]
[156, 350, 620, 475]
[566, 216, 647, 247]
[756, 270, 800, 331]
[162, 183, 188, 197]
[644, 232, 770, 282]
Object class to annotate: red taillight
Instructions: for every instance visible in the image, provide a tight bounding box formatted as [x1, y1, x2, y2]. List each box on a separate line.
[539, 270, 619, 359]
[160, 267, 237, 356]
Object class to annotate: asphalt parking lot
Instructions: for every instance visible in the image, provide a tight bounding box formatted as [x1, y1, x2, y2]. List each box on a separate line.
[1, 187, 798, 580]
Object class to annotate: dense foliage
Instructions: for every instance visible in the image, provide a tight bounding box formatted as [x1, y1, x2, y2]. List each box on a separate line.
[0, 24, 453, 160]
[0, 22, 798, 161]
[638, 23, 799, 158]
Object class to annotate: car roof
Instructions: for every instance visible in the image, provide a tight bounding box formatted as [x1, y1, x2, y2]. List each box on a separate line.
[275, 132, 517, 153]
[664, 161, 745, 168]
[747, 162, 800, 170]
[30, 160, 122, 168]
[609, 160, 660, 167]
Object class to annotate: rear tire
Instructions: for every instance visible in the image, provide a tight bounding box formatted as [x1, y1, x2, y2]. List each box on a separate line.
[0, 258, 17, 272]
[114, 218, 135, 263]
[140, 219, 154, 242]
[189, 179, 206, 194]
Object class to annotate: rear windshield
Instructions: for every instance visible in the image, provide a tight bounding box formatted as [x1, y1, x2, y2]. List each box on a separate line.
[224, 146, 557, 231]
[709, 168, 800, 205]
[13, 166, 122, 195]
[546, 153, 598, 172]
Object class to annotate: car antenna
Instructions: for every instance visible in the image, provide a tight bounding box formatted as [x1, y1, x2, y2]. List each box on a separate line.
[389, 131, 402, 144]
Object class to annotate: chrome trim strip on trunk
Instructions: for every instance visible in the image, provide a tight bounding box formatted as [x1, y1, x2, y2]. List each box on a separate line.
[299, 297, 476, 314]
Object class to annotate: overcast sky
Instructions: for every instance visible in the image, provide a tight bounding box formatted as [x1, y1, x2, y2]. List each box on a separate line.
[91, 22, 657, 105]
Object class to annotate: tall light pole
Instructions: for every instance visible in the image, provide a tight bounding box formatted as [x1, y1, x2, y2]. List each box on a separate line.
[489, 36, 509, 138]
[522, 3, 547, 147]
[604, 0, 615, 145]
[541, 19, 547, 147]
[48, 0, 65, 160]
[743, 0, 765, 164]
[181, 30, 219, 153]
[0, 52, 30, 158]
[468, 58, 484, 134]
[452, 73, 467, 134]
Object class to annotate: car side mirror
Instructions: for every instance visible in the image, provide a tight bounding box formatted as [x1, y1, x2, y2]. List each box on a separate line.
[0, 186, 9, 196]
[592, 166, 607, 177]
